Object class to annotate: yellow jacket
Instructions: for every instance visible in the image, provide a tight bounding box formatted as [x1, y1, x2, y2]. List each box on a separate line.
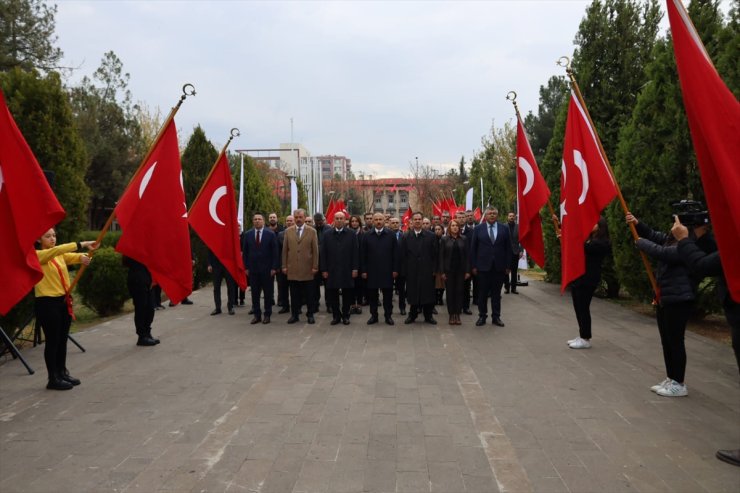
[34, 243, 86, 298]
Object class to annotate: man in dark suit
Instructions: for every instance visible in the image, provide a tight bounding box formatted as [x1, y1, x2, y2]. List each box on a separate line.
[242, 213, 279, 324]
[504, 212, 522, 294]
[470, 207, 512, 327]
[313, 213, 332, 313]
[268, 212, 285, 307]
[361, 212, 398, 325]
[320, 212, 359, 325]
[276, 215, 294, 314]
[389, 217, 407, 315]
[400, 212, 439, 324]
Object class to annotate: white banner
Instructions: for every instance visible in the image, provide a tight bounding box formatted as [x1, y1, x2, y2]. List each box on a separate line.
[290, 178, 298, 213]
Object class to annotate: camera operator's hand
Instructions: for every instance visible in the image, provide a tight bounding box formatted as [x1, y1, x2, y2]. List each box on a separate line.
[625, 213, 638, 225]
[671, 216, 689, 241]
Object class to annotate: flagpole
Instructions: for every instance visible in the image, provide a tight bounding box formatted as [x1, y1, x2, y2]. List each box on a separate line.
[507, 91, 561, 237]
[188, 128, 240, 215]
[557, 57, 658, 298]
[237, 152, 244, 230]
[69, 83, 196, 293]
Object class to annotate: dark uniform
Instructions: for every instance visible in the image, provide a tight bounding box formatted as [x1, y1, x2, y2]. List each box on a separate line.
[361, 227, 398, 323]
[400, 229, 439, 323]
[320, 228, 359, 323]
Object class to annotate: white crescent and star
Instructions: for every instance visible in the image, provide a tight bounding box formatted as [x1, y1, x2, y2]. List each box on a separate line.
[209, 186, 228, 226]
[139, 161, 157, 198]
[560, 159, 567, 220]
[518, 157, 535, 196]
[573, 150, 590, 205]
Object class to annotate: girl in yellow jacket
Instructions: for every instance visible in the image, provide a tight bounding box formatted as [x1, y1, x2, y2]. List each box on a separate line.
[35, 228, 97, 390]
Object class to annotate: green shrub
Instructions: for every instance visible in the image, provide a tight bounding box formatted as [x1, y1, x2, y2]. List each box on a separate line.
[76, 247, 129, 316]
[79, 230, 122, 249]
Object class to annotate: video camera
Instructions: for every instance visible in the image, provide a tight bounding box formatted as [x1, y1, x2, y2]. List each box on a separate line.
[672, 200, 710, 227]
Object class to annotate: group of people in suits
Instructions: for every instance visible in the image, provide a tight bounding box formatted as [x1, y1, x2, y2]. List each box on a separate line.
[221, 206, 523, 328]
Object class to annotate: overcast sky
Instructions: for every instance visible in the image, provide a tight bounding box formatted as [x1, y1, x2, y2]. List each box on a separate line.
[56, 1, 602, 177]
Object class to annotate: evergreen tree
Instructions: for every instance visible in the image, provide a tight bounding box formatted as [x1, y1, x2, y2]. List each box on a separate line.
[0, 0, 62, 72]
[523, 75, 569, 165]
[294, 176, 309, 212]
[69, 51, 145, 229]
[227, 153, 282, 229]
[539, 0, 661, 293]
[610, 0, 733, 302]
[0, 68, 89, 239]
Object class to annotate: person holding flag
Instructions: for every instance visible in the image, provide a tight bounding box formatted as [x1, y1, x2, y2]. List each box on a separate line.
[34, 229, 97, 389]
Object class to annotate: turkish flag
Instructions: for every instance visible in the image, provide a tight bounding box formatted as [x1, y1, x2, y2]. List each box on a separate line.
[473, 207, 482, 223]
[667, 0, 740, 302]
[114, 120, 192, 304]
[560, 92, 617, 292]
[432, 200, 442, 217]
[188, 152, 246, 290]
[401, 207, 413, 231]
[0, 89, 66, 315]
[515, 115, 550, 268]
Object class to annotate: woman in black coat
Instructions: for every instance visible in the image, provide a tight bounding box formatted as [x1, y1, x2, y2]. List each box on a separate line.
[348, 215, 365, 313]
[439, 220, 470, 325]
[567, 217, 611, 350]
[627, 213, 698, 398]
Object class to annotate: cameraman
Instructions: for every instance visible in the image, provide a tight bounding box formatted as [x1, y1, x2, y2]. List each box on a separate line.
[626, 211, 702, 398]
[672, 216, 739, 467]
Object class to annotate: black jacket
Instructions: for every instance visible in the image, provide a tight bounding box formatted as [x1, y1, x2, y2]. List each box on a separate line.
[570, 238, 610, 289]
[320, 228, 359, 289]
[400, 229, 438, 305]
[439, 235, 470, 275]
[360, 228, 398, 289]
[635, 222, 696, 305]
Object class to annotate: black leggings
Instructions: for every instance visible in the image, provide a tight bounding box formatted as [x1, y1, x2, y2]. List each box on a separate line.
[656, 302, 693, 384]
[571, 284, 597, 339]
[35, 296, 71, 380]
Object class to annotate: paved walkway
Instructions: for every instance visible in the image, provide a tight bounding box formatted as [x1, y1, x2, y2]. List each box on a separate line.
[1, 275, 738, 493]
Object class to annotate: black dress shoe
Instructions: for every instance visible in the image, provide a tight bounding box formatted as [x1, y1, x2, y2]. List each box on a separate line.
[250, 316, 262, 324]
[425, 318, 437, 325]
[228, 308, 235, 315]
[278, 306, 290, 314]
[248, 308, 254, 315]
[307, 315, 315, 324]
[330, 319, 341, 326]
[342, 318, 350, 325]
[287, 316, 299, 324]
[181, 298, 193, 305]
[262, 315, 271, 324]
[61, 372, 81, 386]
[511, 290, 519, 294]
[168, 301, 176, 307]
[492, 318, 505, 327]
[400, 308, 406, 315]
[504, 288, 510, 294]
[716, 449, 740, 467]
[47, 378, 73, 390]
[239, 300, 245, 306]
[404, 316, 416, 325]
[150, 335, 160, 344]
[432, 308, 438, 315]
[475, 317, 486, 326]
[385, 317, 395, 326]
[463, 309, 473, 315]
[210, 309, 222, 316]
[137, 336, 158, 346]
[367, 316, 378, 325]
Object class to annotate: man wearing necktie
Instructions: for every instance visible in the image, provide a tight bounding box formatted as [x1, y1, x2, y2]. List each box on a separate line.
[390, 217, 407, 316]
[320, 212, 359, 325]
[243, 214, 279, 324]
[360, 213, 398, 325]
[470, 207, 512, 327]
[282, 209, 319, 324]
[400, 212, 439, 324]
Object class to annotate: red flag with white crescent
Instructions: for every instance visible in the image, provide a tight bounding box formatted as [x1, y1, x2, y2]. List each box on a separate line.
[667, 0, 740, 301]
[560, 92, 617, 292]
[515, 115, 550, 268]
[114, 119, 193, 304]
[188, 152, 246, 290]
[0, 89, 66, 315]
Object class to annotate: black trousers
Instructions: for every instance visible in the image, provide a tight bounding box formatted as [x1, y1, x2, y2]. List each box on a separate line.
[477, 269, 506, 319]
[445, 272, 465, 315]
[410, 304, 434, 320]
[250, 271, 274, 316]
[289, 280, 316, 317]
[656, 301, 693, 383]
[395, 276, 407, 310]
[129, 277, 154, 337]
[571, 283, 597, 339]
[276, 272, 289, 307]
[463, 276, 473, 310]
[35, 296, 70, 380]
[151, 285, 163, 307]
[368, 288, 393, 318]
[504, 254, 519, 291]
[213, 265, 237, 310]
[326, 288, 353, 320]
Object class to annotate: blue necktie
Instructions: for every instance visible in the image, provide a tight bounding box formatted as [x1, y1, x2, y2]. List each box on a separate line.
[489, 224, 496, 242]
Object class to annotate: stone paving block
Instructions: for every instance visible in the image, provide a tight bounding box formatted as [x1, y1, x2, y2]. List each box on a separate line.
[292, 459, 335, 493]
[462, 473, 499, 493]
[396, 443, 427, 472]
[428, 461, 465, 492]
[367, 433, 397, 461]
[396, 470, 430, 493]
[363, 459, 396, 493]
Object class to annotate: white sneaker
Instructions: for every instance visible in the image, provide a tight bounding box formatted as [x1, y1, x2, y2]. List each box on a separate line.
[567, 337, 580, 345]
[656, 380, 688, 397]
[568, 337, 592, 349]
[650, 378, 671, 393]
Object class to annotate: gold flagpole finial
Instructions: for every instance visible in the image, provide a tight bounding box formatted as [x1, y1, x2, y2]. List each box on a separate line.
[506, 91, 520, 116]
[228, 128, 241, 144]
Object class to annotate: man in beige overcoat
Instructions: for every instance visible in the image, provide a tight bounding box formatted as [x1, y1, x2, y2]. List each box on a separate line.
[282, 209, 319, 324]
